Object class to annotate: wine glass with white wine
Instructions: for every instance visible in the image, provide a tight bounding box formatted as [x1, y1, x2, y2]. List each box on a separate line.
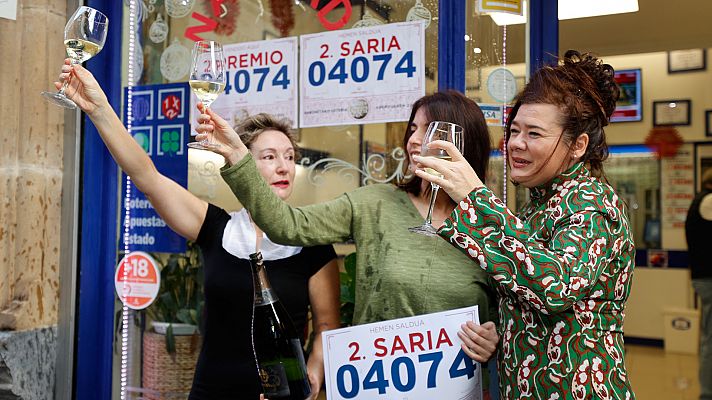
[188, 40, 227, 149]
[41, 6, 108, 109]
[408, 121, 464, 236]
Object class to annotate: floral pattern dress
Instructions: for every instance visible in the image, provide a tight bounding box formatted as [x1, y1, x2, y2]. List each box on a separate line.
[439, 163, 636, 399]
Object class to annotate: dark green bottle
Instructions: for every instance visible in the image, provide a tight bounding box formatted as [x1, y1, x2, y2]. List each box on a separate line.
[250, 252, 311, 400]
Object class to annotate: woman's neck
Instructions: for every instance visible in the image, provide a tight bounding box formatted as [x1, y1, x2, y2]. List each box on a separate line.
[247, 211, 263, 252]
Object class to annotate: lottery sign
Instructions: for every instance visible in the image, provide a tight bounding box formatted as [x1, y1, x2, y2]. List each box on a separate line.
[299, 21, 426, 128]
[322, 306, 482, 399]
[191, 37, 299, 129]
[122, 83, 189, 254]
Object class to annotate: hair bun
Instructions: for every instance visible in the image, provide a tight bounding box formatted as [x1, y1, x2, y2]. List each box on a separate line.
[562, 50, 620, 120]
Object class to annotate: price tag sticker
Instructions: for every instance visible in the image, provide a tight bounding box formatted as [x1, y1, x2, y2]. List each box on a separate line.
[322, 306, 482, 400]
[114, 251, 161, 310]
[299, 21, 426, 128]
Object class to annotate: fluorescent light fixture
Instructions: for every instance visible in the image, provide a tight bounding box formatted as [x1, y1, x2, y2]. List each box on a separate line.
[488, 0, 639, 26]
[560, 0, 639, 20]
[488, 0, 527, 26]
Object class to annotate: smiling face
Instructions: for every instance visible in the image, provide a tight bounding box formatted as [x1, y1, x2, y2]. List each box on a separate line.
[249, 129, 296, 200]
[406, 108, 429, 173]
[507, 103, 578, 188]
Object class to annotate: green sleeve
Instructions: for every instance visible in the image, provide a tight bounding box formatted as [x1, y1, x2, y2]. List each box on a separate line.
[220, 154, 353, 246]
[440, 187, 624, 315]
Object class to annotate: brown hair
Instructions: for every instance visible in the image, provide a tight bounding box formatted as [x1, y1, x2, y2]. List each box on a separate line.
[234, 113, 300, 157]
[399, 90, 491, 195]
[505, 50, 620, 178]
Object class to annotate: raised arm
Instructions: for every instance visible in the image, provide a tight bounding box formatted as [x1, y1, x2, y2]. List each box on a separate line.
[195, 108, 354, 246]
[57, 60, 207, 241]
[305, 258, 340, 399]
[440, 187, 632, 315]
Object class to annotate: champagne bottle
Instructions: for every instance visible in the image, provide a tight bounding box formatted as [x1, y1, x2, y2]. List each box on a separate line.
[250, 252, 311, 400]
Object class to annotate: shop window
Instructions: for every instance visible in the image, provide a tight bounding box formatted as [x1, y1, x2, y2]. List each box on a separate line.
[464, 3, 526, 209]
[121, 0, 442, 397]
[604, 146, 661, 249]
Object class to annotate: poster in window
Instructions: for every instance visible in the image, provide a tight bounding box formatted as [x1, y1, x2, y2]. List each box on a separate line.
[611, 69, 642, 123]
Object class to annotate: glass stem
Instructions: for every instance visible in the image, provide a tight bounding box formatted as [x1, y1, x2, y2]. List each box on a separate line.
[424, 184, 440, 225]
[202, 104, 211, 144]
[58, 59, 79, 95]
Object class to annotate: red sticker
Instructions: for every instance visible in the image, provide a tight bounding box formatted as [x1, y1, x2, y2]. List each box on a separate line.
[161, 94, 181, 120]
[115, 251, 161, 310]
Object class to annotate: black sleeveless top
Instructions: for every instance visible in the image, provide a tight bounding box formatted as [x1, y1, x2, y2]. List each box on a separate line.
[686, 189, 712, 280]
[188, 204, 336, 399]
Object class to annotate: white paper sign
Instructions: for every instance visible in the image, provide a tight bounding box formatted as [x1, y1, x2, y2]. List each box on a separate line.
[0, 0, 18, 20]
[299, 21, 426, 128]
[322, 306, 482, 400]
[192, 37, 298, 129]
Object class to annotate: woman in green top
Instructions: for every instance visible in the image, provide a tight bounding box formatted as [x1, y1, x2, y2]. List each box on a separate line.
[415, 51, 636, 399]
[196, 91, 499, 363]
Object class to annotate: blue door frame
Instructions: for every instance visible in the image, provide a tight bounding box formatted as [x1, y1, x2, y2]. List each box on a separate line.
[74, 1, 558, 398]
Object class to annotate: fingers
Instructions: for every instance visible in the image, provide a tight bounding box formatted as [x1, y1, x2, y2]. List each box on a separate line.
[479, 321, 498, 337]
[465, 321, 499, 349]
[458, 321, 499, 363]
[412, 154, 451, 175]
[458, 329, 487, 362]
[205, 106, 231, 128]
[68, 63, 93, 84]
[414, 168, 447, 187]
[195, 121, 215, 134]
[459, 341, 488, 363]
[427, 140, 465, 161]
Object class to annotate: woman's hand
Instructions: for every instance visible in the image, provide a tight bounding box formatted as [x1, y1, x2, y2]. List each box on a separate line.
[458, 321, 499, 363]
[306, 358, 324, 400]
[413, 140, 485, 203]
[54, 59, 109, 117]
[194, 106, 249, 166]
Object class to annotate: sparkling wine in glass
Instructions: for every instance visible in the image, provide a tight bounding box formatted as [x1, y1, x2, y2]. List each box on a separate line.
[188, 40, 227, 150]
[41, 6, 108, 109]
[408, 121, 464, 236]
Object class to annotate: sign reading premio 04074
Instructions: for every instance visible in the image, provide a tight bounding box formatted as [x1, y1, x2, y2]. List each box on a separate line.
[190, 37, 299, 129]
[299, 20, 426, 128]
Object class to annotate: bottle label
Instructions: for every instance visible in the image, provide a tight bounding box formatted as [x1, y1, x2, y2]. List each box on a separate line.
[259, 362, 291, 397]
[255, 289, 278, 306]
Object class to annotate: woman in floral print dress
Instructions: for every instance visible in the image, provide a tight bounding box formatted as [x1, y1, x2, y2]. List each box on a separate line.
[414, 50, 636, 399]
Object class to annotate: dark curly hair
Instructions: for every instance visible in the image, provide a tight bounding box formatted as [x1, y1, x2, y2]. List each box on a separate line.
[399, 91, 491, 195]
[505, 50, 620, 178]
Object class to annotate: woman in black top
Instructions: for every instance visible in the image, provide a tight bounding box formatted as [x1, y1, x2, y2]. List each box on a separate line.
[56, 60, 340, 399]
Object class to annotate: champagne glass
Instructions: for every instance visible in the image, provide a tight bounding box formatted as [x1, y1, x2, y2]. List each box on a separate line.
[408, 121, 464, 236]
[188, 40, 227, 149]
[41, 6, 108, 109]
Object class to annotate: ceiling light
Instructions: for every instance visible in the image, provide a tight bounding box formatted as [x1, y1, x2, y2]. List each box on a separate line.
[488, 0, 638, 26]
[559, 0, 639, 20]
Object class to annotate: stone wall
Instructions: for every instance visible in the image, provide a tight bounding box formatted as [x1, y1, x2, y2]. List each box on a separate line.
[0, 327, 56, 400]
[0, 0, 66, 330]
[0, 1, 68, 399]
